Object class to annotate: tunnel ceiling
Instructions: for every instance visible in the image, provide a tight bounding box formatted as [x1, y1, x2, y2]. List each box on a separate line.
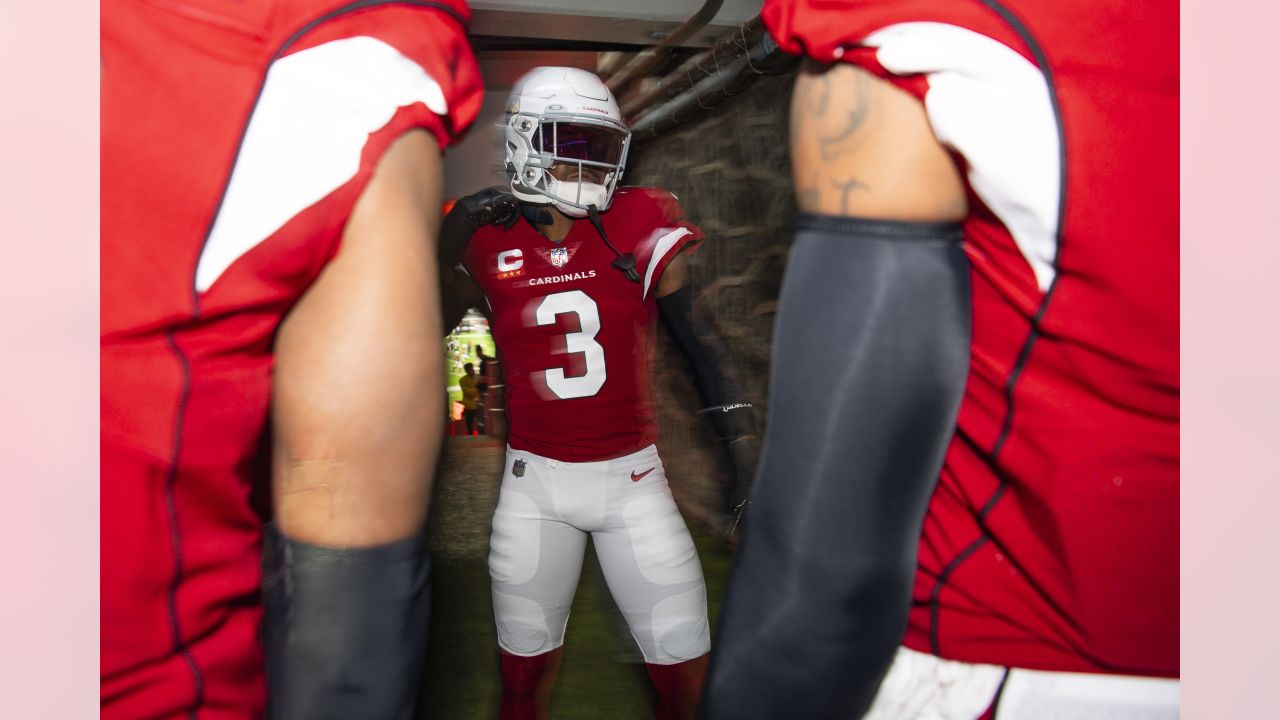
[470, 0, 763, 49]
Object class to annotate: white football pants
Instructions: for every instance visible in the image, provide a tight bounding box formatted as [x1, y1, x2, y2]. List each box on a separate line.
[864, 646, 1180, 720]
[488, 444, 710, 665]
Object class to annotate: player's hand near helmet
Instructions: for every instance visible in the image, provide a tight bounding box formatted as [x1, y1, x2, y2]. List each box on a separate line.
[438, 187, 520, 335]
[455, 186, 521, 229]
[440, 186, 519, 266]
[438, 187, 518, 311]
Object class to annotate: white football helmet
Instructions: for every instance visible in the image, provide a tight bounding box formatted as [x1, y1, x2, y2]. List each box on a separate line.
[504, 66, 631, 218]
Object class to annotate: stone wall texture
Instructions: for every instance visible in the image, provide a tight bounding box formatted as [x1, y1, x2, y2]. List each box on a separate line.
[625, 70, 799, 527]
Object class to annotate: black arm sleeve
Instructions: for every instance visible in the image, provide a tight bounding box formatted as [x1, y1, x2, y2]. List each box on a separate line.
[441, 267, 484, 336]
[437, 201, 479, 284]
[658, 282, 759, 525]
[702, 215, 970, 719]
[264, 525, 431, 720]
[656, 286, 744, 439]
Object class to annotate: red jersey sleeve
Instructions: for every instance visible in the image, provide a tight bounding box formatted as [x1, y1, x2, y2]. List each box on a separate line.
[104, 0, 486, 329]
[282, 0, 483, 150]
[762, 0, 1030, 101]
[617, 188, 704, 301]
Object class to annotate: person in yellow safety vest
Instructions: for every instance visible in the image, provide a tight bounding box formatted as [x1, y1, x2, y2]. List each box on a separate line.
[458, 362, 481, 435]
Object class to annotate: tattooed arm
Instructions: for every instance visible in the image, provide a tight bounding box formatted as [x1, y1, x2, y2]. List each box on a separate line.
[703, 61, 972, 719]
[791, 60, 967, 220]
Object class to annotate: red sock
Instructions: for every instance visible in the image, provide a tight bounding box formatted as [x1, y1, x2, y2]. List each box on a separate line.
[645, 654, 709, 720]
[499, 648, 563, 720]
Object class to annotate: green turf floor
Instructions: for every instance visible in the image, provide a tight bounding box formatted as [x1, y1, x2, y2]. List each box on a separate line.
[418, 438, 735, 719]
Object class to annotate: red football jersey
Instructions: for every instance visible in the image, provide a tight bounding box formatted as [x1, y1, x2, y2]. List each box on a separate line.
[464, 188, 702, 461]
[101, 1, 482, 717]
[764, 0, 1177, 677]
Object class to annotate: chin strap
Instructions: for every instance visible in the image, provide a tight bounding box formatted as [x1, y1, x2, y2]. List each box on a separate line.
[519, 203, 554, 226]
[586, 204, 640, 283]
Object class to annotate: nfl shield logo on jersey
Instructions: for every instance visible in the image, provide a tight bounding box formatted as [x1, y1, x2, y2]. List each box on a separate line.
[535, 241, 581, 269]
[513, 458, 526, 477]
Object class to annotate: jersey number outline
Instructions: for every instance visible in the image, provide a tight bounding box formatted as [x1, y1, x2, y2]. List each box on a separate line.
[534, 290, 606, 399]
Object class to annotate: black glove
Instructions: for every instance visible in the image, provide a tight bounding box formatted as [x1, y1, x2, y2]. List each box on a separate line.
[455, 186, 520, 229]
[439, 187, 520, 279]
[723, 434, 759, 539]
[694, 401, 759, 542]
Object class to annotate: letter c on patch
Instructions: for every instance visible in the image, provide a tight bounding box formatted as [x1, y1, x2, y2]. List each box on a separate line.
[498, 249, 524, 272]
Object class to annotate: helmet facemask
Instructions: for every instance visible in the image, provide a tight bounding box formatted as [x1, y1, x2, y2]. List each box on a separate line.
[506, 112, 631, 218]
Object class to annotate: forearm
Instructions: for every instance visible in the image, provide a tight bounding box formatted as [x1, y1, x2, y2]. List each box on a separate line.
[704, 55, 972, 719]
[272, 188, 441, 546]
[266, 129, 442, 718]
[703, 218, 970, 719]
[657, 285, 752, 439]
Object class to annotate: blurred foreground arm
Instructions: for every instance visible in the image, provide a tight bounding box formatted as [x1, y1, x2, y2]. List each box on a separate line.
[265, 130, 444, 720]
[702, 62, 970, 718]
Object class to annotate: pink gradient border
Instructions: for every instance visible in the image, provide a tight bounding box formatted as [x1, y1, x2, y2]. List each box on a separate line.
[0, 0, 100, 716]
[0, 0, 1258, 715]
[1181, 1, 1279, 718]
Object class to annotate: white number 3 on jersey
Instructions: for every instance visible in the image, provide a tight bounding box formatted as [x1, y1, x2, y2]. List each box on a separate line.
[533, 290, 606, 399]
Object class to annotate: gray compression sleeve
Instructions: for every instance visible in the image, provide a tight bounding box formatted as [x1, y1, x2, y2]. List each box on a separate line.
[701, 214, 970, 719]
[264, 525, 432, 720]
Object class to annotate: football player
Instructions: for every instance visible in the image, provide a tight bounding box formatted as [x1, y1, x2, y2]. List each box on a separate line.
[704, 0, 1179, 718]
[439, 66, 756, 720]
[101, 1, 482, 717]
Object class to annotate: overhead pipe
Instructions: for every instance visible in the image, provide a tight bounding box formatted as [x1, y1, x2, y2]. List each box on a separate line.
[628, 18, 797, 140]
[604, 0, 725, 94]
[621, 16, 765, 119]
